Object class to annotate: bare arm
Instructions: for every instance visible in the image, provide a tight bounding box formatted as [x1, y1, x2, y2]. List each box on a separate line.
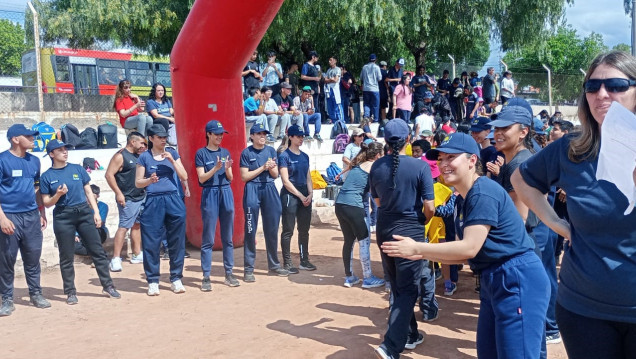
[172, 158, 188, 182]
[41, 184, 68, 208]
[240, 158, 277, 182]
[135, 165, 158, 188]
[507, 190, 528, 223]
[422, 199, 435, 225]
[35, 186, 47, 230]
[149, 109, 175, 122]
[279, 167, 306, 200]
[105, 152, 125, 206]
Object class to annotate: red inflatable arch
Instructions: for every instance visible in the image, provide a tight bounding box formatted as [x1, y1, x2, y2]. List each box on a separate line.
[170, 0, 285, 248]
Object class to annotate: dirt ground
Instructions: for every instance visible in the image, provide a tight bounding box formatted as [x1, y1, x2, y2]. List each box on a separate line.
[1, 224, 567, 359]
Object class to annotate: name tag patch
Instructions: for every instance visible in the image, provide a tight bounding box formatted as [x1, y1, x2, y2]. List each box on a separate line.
[12, 170, 22, 177]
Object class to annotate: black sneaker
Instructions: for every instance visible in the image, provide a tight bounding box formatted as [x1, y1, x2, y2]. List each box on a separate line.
[29, 293, 51, 309]
[0, 298, 15, 316]
[299, 260, 317, 271]
[270, 268, 290, 277]
[184, 251, 191, 259]
[244, 272, 256, 283]
[284, 263, 300, 274]
[66, 293, 78, 305]
[404, 332, 425, 350]
[161, 251, 170, 260]
[102, 286, 121, 299]
[224, 274, 240, 287]
[201, 276, 212, 292]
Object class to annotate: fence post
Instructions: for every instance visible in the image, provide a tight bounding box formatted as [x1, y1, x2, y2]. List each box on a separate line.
[542, 64, 552, 114]
[27, 1, 44, 121]
[447, 54, 455, 80]
[500, 60, 508, 72]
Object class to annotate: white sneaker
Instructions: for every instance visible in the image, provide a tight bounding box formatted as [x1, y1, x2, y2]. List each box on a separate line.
[130, 252, 143, 264]
[370, 225, 376, 233]
[171, 280, 186, 294]
[109, 257, 122, 272]
[147, 283, 160, 296]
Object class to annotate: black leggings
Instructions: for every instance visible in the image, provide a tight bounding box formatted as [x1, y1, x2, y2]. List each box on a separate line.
[280, 184, 312, 264]
[556, 302, 636, 359]
[335, 203, 368, 276]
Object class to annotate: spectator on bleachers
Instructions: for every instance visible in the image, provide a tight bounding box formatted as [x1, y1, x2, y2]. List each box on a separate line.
[261, 51, 284, 96]
[242, 51, 262, 95]
[262, 86, 289, 141]
[146, 83, 175, 132]
[292, 86, 323, 142]
[273, 83, 295, 139]
[286, 62, 300, 98]
[244, 87, 275, 143]
[114, 80, 153, 136]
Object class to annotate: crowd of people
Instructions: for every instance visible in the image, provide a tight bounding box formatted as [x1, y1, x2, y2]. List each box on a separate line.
[1, 50, 635, 359]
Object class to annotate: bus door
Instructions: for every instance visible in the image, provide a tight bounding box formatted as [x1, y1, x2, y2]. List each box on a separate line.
[69, 56, 97, 95]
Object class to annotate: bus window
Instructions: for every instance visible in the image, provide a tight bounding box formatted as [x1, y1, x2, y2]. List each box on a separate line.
[96, 59, 126, 85]
[53, 56, 71, 82]
[128, 61, 153, 87]
[155, 63, 171, 87]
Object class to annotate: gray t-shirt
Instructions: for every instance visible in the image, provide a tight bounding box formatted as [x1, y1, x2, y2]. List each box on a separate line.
[360, 63, 382, 92]
[326, 66, 342, 103]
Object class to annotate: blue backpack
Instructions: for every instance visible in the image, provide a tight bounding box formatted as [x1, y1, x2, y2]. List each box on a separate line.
[32, 122, 56, 152]
[326, 162, 343, 185]
[332, 133, 350, 154]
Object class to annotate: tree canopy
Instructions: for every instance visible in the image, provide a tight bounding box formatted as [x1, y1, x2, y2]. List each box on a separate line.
[0, 19, 27, 76]
[33, 0, 569, 74]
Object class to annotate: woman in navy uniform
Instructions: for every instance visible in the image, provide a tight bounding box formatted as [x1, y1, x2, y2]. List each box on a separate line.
[369, 119, 435, 358]
[240, 123, 289, 282]
[195, 120, 239, 290]
[278, 125, 315, 273]
[40, 140, 120, 304]
[382, 132, 549, 358]
[135, 124, 188, 296]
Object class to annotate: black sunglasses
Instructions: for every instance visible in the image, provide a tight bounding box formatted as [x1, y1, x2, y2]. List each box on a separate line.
[584, 78, 636, 93]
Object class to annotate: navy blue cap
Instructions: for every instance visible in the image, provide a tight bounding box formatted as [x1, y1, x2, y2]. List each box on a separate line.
[424, 92, 434, 99]
[147, 124, 168, 137]
[425, 133, 481, 160]
[7, 124, 38, 140]
[488, 106, 533, 128]
[502, 97, 533, 117]
[533, 118, 546, 135]
[250, 123, 270, 135]
[384, 119, 410, 141]
[287, 125, 304, 137]
[470, 116, 492, 132]
[205, 120, 228, 134]
[369, 53, 377, 61]
[45, 139, 73, 154]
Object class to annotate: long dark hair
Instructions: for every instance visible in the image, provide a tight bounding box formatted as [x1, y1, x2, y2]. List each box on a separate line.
[149, 83, 168, 102]
[387, 137, 407, 189]
[351, 141, 384, 167]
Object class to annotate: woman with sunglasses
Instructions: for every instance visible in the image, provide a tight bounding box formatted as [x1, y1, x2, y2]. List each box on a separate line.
[511, 51, 636, 359]
[114, 80, 153, 136]
[278, 125, 315, 272]
[40, 140, 120, 304]
[381, 132, 549, 358]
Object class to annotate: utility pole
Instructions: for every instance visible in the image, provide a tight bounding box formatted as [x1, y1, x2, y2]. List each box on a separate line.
[447, 54, 456, 80]
[542, 64, 553, 114]
[28, 1, 44, 121]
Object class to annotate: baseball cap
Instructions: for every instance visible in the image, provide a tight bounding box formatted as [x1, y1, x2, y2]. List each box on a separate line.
[205, 120, 229, 134]
[470, 116, 492, 132]
[533, 118, 546, 135]
[397, 58, 405, 66]
[426, 133, 481, 160]
[379, 61, 387, 66]
[301, 86, 312, 92]
[7, 124, 38, 140]
[250, 123, 270, 135]
[369, 53, 377, 61]
[424, 92, 434, 99]
[351, 128, 364, 137]
[477, 97, 484, 102]
[287, 125, 304, 137]
[45, 139, 73, 154]
[280, 82, 292, 89]
[420, 130, 434, 137]
[502, 97, 533, 117]
[488, 106, 533, 128]
[384, 119, 410, 141]
[148, 124, 168, 137]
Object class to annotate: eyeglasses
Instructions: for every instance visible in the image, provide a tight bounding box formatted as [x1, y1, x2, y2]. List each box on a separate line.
[584, 78, 636, 93]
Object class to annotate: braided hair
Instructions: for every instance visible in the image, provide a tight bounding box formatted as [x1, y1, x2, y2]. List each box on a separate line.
[388, 138, 407, 189]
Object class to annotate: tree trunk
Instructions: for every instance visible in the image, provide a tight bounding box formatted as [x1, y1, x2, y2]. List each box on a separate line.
[411, 44, 428, 68]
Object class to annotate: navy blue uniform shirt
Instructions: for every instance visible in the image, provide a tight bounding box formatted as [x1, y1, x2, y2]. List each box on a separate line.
[278, 149, 309, 187]
[195, 147, 231, 187]
[240, 145, 278, 183]
[40, 163, 91, 207]
[456, 176, 535, 272]
[137, 147, 181, 194]
[0, 150, 40, 213]
[520, 135, 636, 323]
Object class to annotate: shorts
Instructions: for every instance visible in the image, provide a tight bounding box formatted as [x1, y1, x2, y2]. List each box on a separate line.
[379, 95, 388, 109]
[117, 199, 143, 229]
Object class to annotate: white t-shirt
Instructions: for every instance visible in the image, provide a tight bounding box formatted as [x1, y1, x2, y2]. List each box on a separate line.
[264, 98, 279, 112]
[415, 113, 435, 133]
[501, 77, 515, 97]
[325, 66, 342, 103]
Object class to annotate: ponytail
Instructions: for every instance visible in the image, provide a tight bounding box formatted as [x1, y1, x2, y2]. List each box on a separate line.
[388, 138, 406, 189]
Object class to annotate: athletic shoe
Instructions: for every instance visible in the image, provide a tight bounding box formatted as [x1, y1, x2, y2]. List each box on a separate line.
[546, 332, 562, 345]
[304, 135, 313, 141]
[422, 310, 439, 322]
[29, 293, 51, 309]
[66, 293, 78, 305]
[102, 286, 121, 299]
[370, 225, 376, 233]
[0, 298, 15, 316]
[299, 260, 317, 271]
[270, 268, 290, 277]
[404, 332, 425, 350]
[161, 250, 170, 260]
[434, 269, 442, 281]
[283, 263, 299, 274]
[244, 272, 256, 283]
[147, 283, 160, 296]
[374, 346, 393, 359]
[362, 275, 385, 289]
[130, 253, 143, 264]
[184, 251, 191, 259]
[224, 274, 240, 287]
[267, 135, 276, 143]
[201, 277, 212, 292]
[171, 280, 186, 294]
[444, 282, 457, 296]
[344, 275, 360, 288]
[314, 134, 323, 143]
[109, 257, 122, 272]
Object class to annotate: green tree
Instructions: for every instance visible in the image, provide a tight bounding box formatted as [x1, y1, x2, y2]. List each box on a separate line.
[0, 19, 27, 76]
[613, 43, 631, 52]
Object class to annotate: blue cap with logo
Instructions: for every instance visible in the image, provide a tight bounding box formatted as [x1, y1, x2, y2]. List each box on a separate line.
[425, 132, 481, 160]
[470, 116, 492, 132]
[45, 139, 73, 154]
[7, 124, 39, 140]
[287, 125, 304, 137]
[488, 106, 533, 128]
[384, 119, 410, 142]
[250, 123, 270, 135]
[502, 97, 533, 117]
[205, 120, 229, 134]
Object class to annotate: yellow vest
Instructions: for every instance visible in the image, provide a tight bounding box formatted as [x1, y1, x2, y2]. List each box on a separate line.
[424, 182, 453, 243]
